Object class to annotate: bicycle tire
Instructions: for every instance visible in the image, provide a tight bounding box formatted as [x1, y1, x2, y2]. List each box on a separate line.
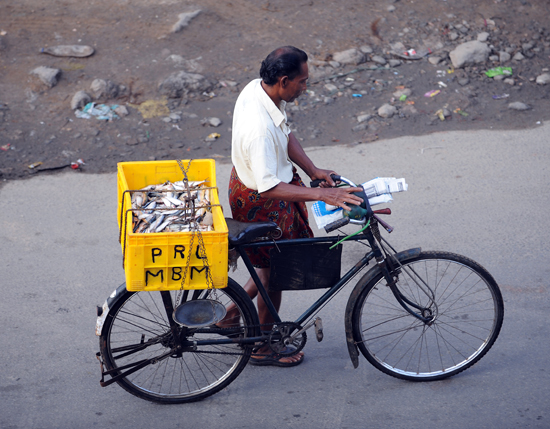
[351, 251, 503, 381]
[99, 278, 259, 403]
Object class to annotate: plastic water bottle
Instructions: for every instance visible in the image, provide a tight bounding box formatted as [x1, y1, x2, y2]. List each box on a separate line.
[40, 45, 94, 58]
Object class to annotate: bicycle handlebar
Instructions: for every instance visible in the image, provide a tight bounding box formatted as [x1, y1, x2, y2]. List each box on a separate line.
[310, 174, 341, 188]
[324, 216, 351, 233]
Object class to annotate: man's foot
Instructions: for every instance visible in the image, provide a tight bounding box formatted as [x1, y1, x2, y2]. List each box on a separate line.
[249, 348, 304, 367]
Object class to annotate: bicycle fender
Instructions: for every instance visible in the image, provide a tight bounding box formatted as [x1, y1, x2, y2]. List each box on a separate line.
[344, 247, 422, 368]
[95, 283, 128, 336]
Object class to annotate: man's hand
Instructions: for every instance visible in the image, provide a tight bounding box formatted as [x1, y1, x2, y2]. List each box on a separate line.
[321, 186, 364, 211]
[310, 168, 338, 188]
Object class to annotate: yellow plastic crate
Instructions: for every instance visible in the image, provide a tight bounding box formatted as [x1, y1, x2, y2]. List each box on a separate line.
[117, 159, 228, 292]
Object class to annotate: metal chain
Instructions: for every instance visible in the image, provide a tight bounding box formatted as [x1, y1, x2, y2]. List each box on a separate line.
[174, 159, 218, 307]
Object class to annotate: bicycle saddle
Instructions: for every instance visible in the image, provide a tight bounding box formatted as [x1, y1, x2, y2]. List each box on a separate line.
[225, 218, 280, 246]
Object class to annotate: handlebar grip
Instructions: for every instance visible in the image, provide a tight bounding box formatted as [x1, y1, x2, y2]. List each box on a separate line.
[324, 216, 350, 233]
[310, 174, 341, 188]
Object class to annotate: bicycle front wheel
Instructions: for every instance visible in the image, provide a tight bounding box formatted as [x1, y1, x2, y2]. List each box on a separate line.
[99, 278, 259, 403]
[352, 251, 503, 381]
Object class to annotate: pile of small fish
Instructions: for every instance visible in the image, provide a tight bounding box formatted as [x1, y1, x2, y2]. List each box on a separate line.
[131, 180, 214, 233]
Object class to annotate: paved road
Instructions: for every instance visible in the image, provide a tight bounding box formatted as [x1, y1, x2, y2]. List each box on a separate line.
[1, 123, 549, 428]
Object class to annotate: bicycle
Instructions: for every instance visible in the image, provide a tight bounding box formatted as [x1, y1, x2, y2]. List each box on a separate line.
[95, 174, 504, 404]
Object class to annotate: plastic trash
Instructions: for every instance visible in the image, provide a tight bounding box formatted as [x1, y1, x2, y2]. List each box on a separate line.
[28, 162, 43, 169]
[40, 45, 95, 58]
[399, 94, 407, 101]
[75, 102, 119, 120]
[352, 94, 363, 98]
[485, 67, 512, 78]
[492, 94, 510, 100]
[424, 89, 441, 97]
[1, 143, 11, 151]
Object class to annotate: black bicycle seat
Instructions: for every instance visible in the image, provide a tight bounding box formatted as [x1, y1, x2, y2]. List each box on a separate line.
[225, 218, 279, 246]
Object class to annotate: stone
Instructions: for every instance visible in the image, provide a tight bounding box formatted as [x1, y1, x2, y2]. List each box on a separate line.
[352, 123, 368, 132]
[504, 78, 515, 85]
[332, 48, 365, 65]
[458, 77, 470, 86]
[393, 88, 411, 98]
[158, 71, 212, 98]
[477, 32, 490, 42]
[489, 55, 499, 62]
[388, 59, 401, 67]
[204, 117, 222, 127]
[371, 55, 387, 65]
[70, 91, 92, 110]
[114, 105, 129, 117]
[499, 52, 511, 63]
[169, 113, 182, 122]
[357, 113, 372, 123]
[90, 79, 119, 99]
[328, 61, 340, 68]
[449, 32, 459, 41]
[360, 45, 373, 54]
[387, 5, 396, 12]
[449, 41, 491, 68]
[508, 102, 531, 111]
[378, 104, 397, 118]
[428, 56, 442, 65]
[324, 83, 338, 93]
[172, 10, 201, 33]
[513, 52, 525, 61]
[535, 73, 550, 85]
[30, 66, 61, 88]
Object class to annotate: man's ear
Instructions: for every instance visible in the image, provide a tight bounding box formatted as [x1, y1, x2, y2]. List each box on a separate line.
[280, 75, 289, 88]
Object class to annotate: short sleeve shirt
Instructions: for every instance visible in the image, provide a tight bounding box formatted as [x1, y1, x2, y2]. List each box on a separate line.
[231, 79, 294, 193]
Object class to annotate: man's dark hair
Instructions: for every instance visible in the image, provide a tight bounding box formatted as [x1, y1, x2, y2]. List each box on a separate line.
[260, 46, 308, 85]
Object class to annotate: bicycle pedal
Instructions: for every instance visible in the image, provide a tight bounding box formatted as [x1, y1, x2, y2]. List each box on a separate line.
[314, 317, 324, 342]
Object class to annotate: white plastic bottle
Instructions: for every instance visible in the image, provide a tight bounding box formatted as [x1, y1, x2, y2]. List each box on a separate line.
[40, 45, 94, 58]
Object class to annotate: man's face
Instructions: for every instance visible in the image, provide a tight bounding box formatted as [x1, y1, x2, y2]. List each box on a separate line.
[281, 62, 308, 103]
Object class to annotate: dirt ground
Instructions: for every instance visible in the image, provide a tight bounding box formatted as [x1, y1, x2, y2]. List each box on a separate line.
[0, 0, 549, 182]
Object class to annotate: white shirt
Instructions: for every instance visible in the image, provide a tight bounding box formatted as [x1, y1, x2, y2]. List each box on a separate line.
[231, 79, 294, 193]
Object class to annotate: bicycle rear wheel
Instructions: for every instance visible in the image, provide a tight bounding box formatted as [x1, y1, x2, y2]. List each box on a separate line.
[352, 251, 503, 381]
[99, 278, 259, 403]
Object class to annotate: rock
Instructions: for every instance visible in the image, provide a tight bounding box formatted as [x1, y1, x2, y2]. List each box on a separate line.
[158, 71, 212, 98]
[357, 113, 372, 123]
[378, 104, 397, 118]
[90, 79, 119, 99]
[535, 73, 550, 85]
[359, 45, 373, 54]
[70, 90, 92, 110]
[449, 41, 491, 68]
[428, 56, 442, 65]
[388, 59, 401, 67]
[332, 48, 365, 65]
[387, 5, 396, 12]
[504, 78, 515, 85]
[458, 77, 470, 86]
[513, 52, 525, 61]
[449, 32, 459, 41]
[393, 88, 411, 98]
[169, 113, 182, 122]
[30, 66, 61, 88]
[203, 117, 222, 127]
[477, 32, 490, 42]
[522, 42, 534, 51]
[114, 105, 129, 117]
[494, 74, 505, 81]
[489, 55, 499, 62]
[371, 55, 387, 65]
[171, 10, 201, 33]
[508, 102, 531, 111]
[324, 83, 338, 93]
[499, 52, 511, 63]
[328, 60, 340, 68]
[352, 123, 368, 132]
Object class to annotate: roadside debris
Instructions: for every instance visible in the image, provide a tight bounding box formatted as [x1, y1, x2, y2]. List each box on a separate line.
[75, 103, 119, 120]
[172, 10, 201, 33]
[40, 45, 94, 58]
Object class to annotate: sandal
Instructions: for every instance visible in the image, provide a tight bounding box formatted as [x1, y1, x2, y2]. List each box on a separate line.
[249, 348, 304, 367]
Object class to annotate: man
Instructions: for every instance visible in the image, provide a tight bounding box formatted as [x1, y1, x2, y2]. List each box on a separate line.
[229, 46, 362, 366]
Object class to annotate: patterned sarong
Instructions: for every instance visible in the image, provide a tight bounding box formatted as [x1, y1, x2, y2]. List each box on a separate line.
[228, 166, 314, 268]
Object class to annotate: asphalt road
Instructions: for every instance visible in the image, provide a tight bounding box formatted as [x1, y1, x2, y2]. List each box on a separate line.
[1, 123, 549, 428]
